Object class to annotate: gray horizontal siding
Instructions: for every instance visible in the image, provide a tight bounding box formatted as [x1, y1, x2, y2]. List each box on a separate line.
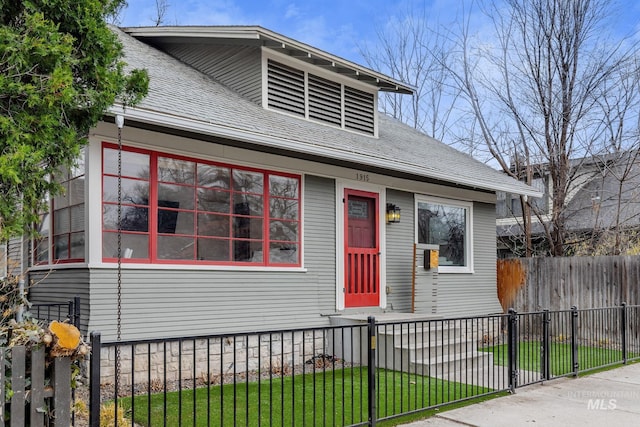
[437, 201, 502, 316]
[28, 269, 90, 334]
[303, 175, 336, 304]
[89, 174, 337, 341]
[165, 44, 262, 104]
[385, 190, 415, 312]
[88, 270, 326, 340]
[7, 237, 27, 276]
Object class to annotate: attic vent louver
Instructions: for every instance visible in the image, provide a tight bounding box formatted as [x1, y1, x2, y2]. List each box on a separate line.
[266, 59, 376, 135]
[345, 87, 375, 134]
[267, 60, 305, 116]
[308, 74, 341, 126]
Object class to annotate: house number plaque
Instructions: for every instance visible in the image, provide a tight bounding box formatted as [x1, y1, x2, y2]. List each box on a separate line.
[356, 173, 370, 182]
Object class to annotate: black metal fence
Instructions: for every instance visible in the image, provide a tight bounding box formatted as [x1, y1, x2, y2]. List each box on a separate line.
[90, 304, 640, 426]
[30, 296, 81, 328]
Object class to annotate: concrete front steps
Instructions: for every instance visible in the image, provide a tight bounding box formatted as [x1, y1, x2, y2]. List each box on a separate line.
[329, 313, 541, 388]
[377, 321, 505, 387]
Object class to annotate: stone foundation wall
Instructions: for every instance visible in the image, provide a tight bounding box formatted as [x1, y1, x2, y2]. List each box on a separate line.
[100, 331, 327, 386]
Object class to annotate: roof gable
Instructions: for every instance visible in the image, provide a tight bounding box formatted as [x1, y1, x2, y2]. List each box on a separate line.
[123, 25, 414, 95]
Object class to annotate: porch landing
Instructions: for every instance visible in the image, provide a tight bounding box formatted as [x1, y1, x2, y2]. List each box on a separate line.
[329, 312, 441, 324]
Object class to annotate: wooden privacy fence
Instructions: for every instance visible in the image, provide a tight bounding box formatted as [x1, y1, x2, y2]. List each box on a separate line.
[498, 256, 640, 312]
[0, 346, 71, 427]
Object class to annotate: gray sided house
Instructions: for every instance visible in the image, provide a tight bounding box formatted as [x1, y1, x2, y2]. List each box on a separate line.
[497, 151, 640, 257]
[15, 26, 538, 341]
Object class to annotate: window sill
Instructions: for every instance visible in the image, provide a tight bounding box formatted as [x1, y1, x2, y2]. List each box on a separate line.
[29, 262, 89, 271]
[438, 266, 474, 274]
[89, 262, 308, 273]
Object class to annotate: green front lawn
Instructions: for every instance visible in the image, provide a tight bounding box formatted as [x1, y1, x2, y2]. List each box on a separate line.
[482, 341, 632, 375]
[119, 368, 492, 426]
[113, 342, 635, 426]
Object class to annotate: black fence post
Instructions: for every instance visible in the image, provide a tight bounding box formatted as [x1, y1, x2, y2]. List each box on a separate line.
[621, 302, 628, 364]
[542, 309, 551, 380]
[89, 332, 101, 427]
[507, 308, 518, 393]
[571, 306, 579, 377]
[367, 316, 377, 427]
[73, 296, 81, 329]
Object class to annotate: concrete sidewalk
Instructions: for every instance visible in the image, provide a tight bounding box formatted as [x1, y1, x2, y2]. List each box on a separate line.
[401, 362, 640, 426]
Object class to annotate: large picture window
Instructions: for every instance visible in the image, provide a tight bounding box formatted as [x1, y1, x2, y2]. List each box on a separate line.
[416, 197, 473, 273]
[102, 144, 301, 266]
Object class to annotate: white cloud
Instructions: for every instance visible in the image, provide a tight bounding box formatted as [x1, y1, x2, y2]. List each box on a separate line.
[284, 3, 300, 20]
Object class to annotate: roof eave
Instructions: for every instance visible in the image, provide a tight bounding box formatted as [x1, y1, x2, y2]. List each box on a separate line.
[107, 106, 541, 198]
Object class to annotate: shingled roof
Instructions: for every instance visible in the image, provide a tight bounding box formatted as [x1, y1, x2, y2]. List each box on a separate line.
[111, 26, 540, 198]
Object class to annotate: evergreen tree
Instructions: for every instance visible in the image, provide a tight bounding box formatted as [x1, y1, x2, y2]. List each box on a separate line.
[0, 0, 148, 240]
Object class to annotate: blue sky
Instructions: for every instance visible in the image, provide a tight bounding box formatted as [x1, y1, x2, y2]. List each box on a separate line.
[119, 1, 640, 69]
[118, 0, 464, 64]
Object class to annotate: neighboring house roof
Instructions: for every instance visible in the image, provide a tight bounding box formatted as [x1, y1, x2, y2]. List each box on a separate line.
[497, 151, 640, 237]
[111, 26, 541, 198]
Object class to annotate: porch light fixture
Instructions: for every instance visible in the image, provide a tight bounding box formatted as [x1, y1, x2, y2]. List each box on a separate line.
[386, 203, 401, 224]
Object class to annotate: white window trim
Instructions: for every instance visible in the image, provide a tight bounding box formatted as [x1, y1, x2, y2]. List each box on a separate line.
[415, 195, 474, 274]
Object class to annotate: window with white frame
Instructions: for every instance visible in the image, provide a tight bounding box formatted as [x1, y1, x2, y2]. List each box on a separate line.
[416, 197, 473, 272]
[102, 143, 302, 266]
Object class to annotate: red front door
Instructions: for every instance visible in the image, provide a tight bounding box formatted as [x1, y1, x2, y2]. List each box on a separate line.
[344, 189, 380, 307]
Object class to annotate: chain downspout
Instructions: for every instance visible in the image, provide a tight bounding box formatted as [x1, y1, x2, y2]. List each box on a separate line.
[115, 113, 124, 396]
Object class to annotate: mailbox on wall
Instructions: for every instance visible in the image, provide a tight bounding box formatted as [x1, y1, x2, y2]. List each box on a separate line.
[424, 249, 439, 270]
